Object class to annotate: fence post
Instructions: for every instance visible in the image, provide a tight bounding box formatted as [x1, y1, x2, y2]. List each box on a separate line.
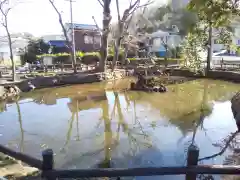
[221, 58, 223, 69]
[186, 144, 199, 180]
[42, 149, 55, 180]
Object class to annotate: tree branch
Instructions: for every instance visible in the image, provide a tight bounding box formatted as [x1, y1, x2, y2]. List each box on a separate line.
[116, 0, 121, 22]
[48, 0, 71, 48]
[0, 0, 10, 28]
[198, 131, 239, 161]
[92, 16, 101, 33]
[97, 0, 103, 7]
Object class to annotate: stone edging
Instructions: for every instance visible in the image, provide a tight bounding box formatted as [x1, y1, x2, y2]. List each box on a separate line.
[12, 69, 134, 92]
[170, 69, 240, 83]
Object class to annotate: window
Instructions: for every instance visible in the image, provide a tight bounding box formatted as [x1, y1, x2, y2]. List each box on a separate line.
[94, 36, 101, 44]
[153, 38, 161, 46]
[84, 35, 93, 44]
[238, 39, 240, 45]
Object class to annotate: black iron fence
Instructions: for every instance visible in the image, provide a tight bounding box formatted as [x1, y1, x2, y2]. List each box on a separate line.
[0, 144, 240, 180]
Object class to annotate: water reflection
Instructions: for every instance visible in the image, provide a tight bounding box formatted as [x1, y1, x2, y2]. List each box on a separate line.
[16, 99, 24, 153]
[0, 79, 240, 179]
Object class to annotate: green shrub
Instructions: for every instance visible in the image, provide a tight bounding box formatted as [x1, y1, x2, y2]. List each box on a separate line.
[108, 46, 124, 57]
[128, 58, 137, 61]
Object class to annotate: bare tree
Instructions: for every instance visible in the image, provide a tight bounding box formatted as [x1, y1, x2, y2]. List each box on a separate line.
[48, 0, 77, 73]
[97, 0, 112, 72]
[0, 0, 15, 81]
[112, 0, 152, 70]
[112, 0, 138, 70]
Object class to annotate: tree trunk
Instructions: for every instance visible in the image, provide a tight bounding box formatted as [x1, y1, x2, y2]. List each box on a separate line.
[100, 29, 109, 72]
[112, 23, 124, 71]
[48, 0, 77, 73]
[99, 0, 112, 72]
[164, 44, 168, 68]
[122, 43, 129, 66]
[102, 95, 112, 168]
[7, 30, 15, 81]
[16, 101, 24, 152]
[206, 24, 213, 76]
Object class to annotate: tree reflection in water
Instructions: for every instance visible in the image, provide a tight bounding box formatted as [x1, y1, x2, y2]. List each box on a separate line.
[183, 81, 240, 180]
[16, 98, 24, 153]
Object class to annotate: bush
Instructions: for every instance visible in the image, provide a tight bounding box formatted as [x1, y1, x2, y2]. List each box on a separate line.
[82, 54, 100, 65]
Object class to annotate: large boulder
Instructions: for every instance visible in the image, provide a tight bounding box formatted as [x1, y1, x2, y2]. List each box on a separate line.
[231, 92, 240, 129]
[130, 74, 167, 93]
[0, 85, 21, 101]
[0, 86, 4, 97]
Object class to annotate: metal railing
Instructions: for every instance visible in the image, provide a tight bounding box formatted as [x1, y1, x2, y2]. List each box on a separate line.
[1, 144, 240, 180]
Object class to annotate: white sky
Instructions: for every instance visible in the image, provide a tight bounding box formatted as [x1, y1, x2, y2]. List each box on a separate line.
[0, 0, 167, 37]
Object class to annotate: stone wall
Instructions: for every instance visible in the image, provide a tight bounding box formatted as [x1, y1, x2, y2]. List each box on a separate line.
[15, 69, 133, 92]
[207, 71, 240, 82]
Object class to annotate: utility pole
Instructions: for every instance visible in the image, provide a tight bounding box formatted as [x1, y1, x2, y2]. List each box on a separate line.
[66, 0, 77, 72]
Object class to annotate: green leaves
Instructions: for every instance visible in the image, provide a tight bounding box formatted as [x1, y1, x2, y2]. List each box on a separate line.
[188, 0, 239, 27]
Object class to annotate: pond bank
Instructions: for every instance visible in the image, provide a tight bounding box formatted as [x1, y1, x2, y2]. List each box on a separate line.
[0, 69, 133, 93]
[1, 68, 240, 96]
[170, 69, 240, 83]
[0, 153, 39, 179]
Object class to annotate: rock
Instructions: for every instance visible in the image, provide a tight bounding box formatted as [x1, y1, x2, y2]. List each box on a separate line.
[13, 86, 21, 94]
[27, 82, 35, 91]
[231, 92, 240, 130]
[130, 74, 167, 93]
[231, 92, 240, 118]
[0, 85, 21, 101]
[0, 86, 4, 97]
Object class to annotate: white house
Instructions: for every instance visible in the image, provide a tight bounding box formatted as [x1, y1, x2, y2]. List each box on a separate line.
[149, 29, 182, 57]
[171, 0, 190, 11]
[0, 34, 29, 66]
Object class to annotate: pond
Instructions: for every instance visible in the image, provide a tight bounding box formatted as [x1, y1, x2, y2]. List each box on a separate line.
[0, 78, 240, 180]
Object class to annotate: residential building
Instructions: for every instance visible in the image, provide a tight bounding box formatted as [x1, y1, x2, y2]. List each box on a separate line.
[149, 29, 182, 57]
[212, 21, 240, 55]
[65, 23, 101, 52]
[42, 34, 68, 53]
[171, 0, 190, 11]
[0, 34, 29, 66]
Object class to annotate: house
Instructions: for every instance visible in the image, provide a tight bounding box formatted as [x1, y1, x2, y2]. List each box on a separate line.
[149, 29, 182, 57]
[65, 23, 101, 52]
[42, 34, 67, 53]
[0, 34, 29, 66]
[41, 34, 69, 65]
[171, 0, 190, 11]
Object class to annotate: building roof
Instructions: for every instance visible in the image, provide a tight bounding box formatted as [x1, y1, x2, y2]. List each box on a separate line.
[150, 30, 170, 37]
[41, 35, 66, 42]
[48, 40, 66, 48]
[65, 23, 98, 30]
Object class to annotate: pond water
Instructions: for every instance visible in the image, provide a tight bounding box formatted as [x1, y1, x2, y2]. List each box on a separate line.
[0, 78, 240, 180]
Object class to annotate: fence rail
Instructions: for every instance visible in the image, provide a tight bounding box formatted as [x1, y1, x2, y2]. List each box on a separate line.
[43, 165, 240, 179]
[1, 144, 240, 180]
[0, 144, 42, 169]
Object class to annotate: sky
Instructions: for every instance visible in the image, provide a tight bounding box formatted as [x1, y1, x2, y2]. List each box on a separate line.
[0, 0, 167, 37]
